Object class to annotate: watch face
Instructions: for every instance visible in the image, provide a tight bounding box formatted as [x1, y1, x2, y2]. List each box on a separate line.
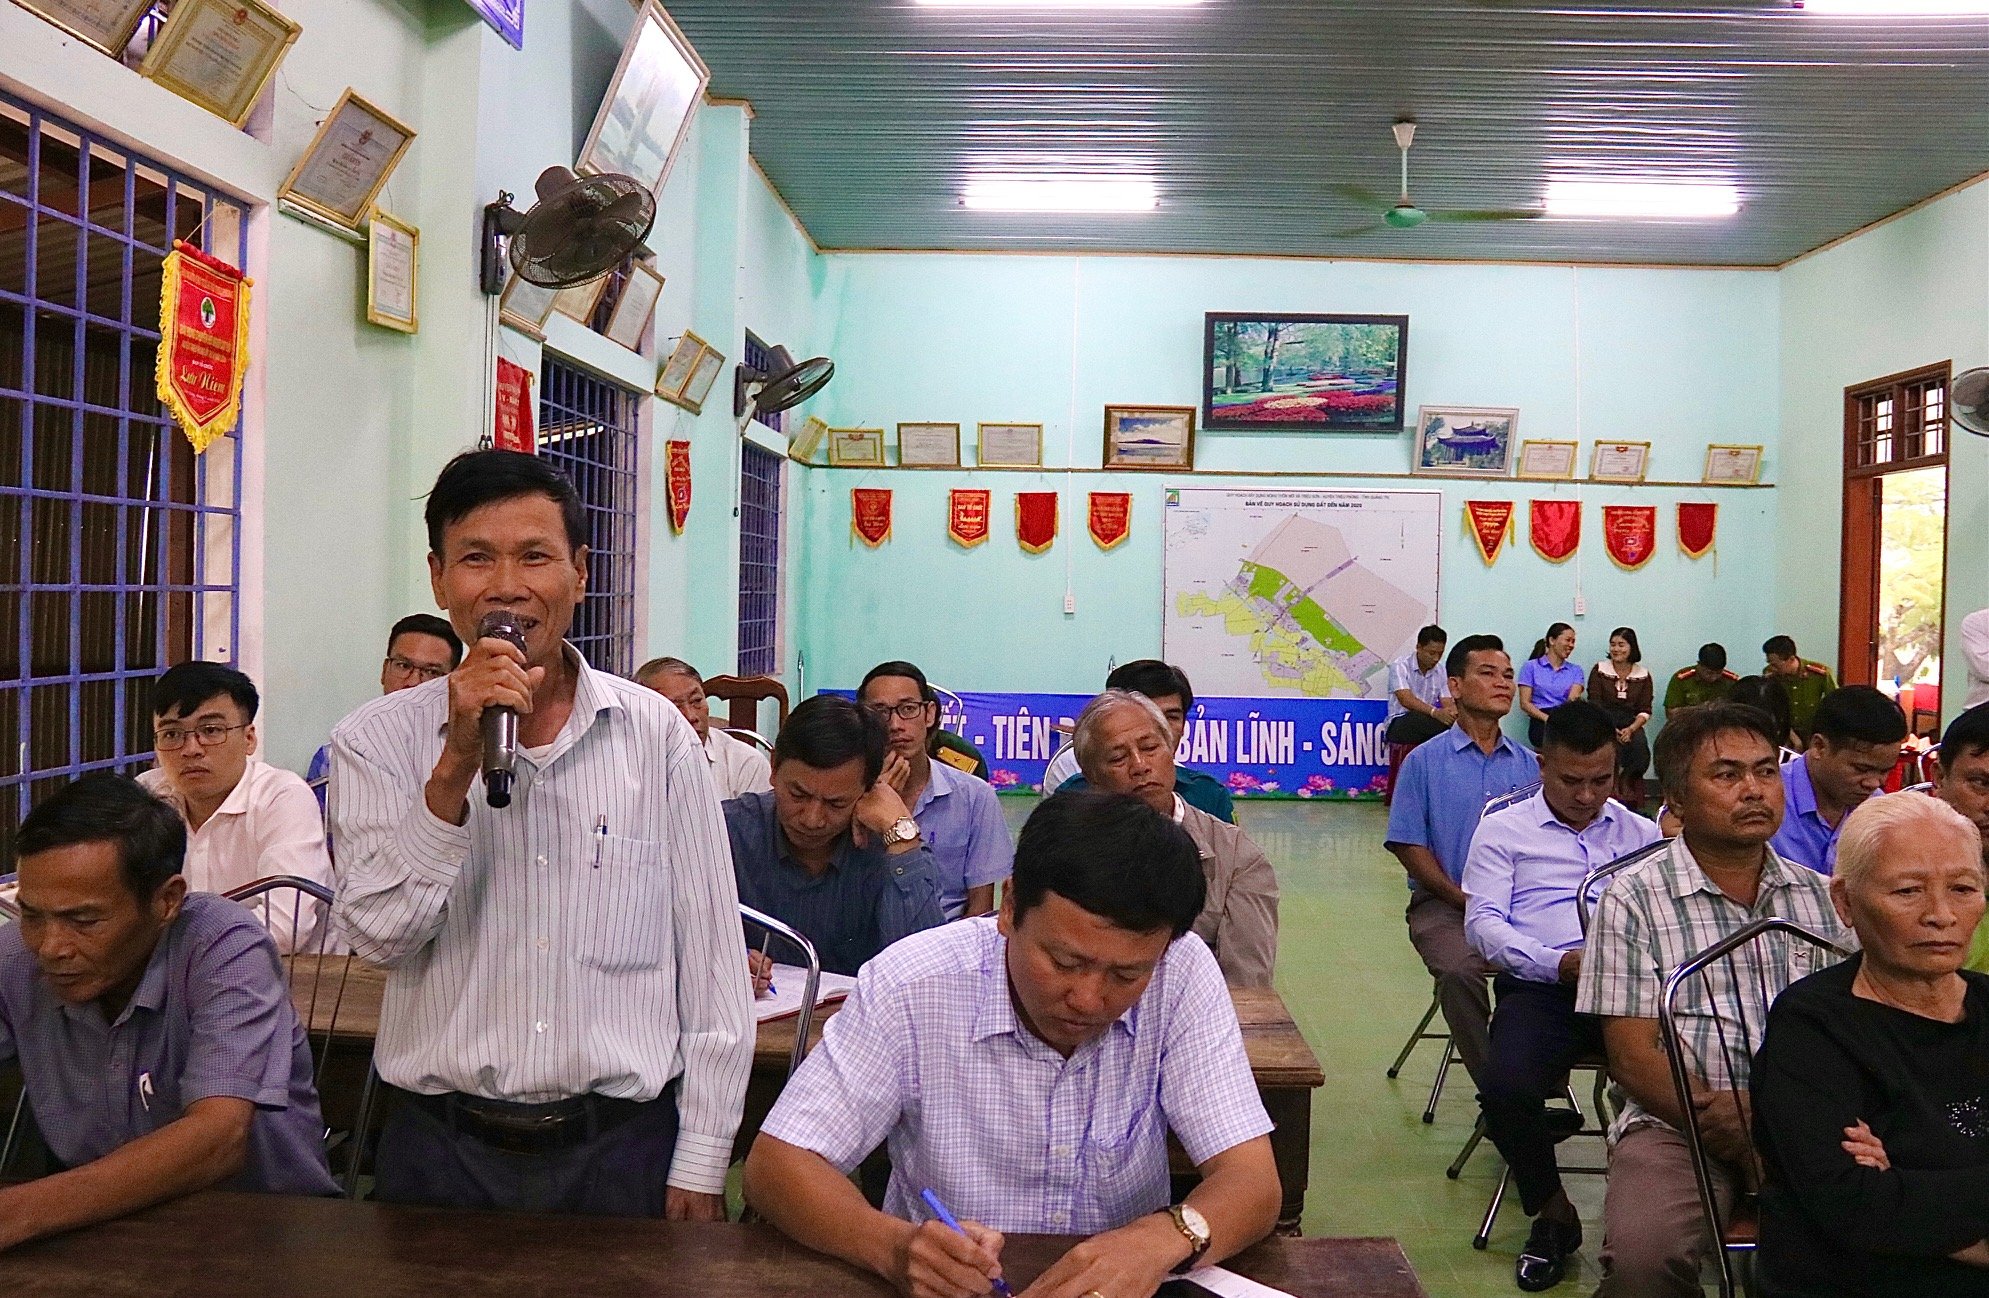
[1180, 1204, 1211, 1243]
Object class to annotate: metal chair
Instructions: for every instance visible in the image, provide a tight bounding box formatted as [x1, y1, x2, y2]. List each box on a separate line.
[740, 904, 824, 1083]
[1660, 917, 1848, 1298]
[723, 727, 776, 755]
[1385, 988, 1456, 1123]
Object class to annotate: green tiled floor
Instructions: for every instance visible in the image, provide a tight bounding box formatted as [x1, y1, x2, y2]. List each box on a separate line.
[1001, 796, 1613, 1297]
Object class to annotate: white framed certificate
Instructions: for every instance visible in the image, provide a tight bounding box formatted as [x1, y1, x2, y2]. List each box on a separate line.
[276, 89, 416, 231]
[14, 0, 153, 56]
[365, 210, 418, 333]
[138, 0, 300, 127]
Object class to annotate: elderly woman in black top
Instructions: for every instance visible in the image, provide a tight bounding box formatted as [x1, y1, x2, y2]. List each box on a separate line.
[1752, 791, 1989, 1297]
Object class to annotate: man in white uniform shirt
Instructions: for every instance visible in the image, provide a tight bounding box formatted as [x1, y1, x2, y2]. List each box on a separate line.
[331, 450, 752, 1220]
[634, 656, 772, 801]
[136, 661, 333, 954]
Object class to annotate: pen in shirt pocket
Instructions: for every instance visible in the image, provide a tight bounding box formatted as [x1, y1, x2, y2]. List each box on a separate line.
[592, 813, 608, 868]
[137, 1071, 154, 1112]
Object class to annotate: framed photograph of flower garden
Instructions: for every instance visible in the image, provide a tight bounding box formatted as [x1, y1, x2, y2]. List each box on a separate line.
[1203, 312, 1409, 432]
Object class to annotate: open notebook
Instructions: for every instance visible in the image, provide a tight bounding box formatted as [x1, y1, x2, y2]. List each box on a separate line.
[754, 963, 859, 1023]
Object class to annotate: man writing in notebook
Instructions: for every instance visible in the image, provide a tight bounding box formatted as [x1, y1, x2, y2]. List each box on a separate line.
[744, 788, 1279, 1298]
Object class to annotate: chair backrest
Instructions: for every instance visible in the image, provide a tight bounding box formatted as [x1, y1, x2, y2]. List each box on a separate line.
[1779, 746, 1803, 764]
[740, 903, 824, 1083]
[1482, 782, 1542, 819]
[1658, 917, 1849, 1297]
[222, 877, 349, 1092]
[722, 727, 776, 756]
[1577, 838, 1673, 936]
[1901, 780, 1935, 795]
[1917, 742, 1942, 785]
[704, 674, 790, 735]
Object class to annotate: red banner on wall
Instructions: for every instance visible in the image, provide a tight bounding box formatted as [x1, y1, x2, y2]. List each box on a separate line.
[1089, 492, 1132, 550]
[157, 241, 252, 453]
[1678, 502, 1718, 558]
[949, 488, 991, 548]
[1016, 491, 1058, 554]
[1529, 500, 1581, 563]
[852, 488, 892, 547]
[1464, 501, 1514, 565]
[493, 357, 535, 453]
[1602, 505, 1658, 570]
[665, 439, 692, 533]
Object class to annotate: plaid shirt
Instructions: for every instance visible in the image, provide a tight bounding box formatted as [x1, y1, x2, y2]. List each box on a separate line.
[1575, 836, 1851, 1140]
[760, 916, 1273, 1235]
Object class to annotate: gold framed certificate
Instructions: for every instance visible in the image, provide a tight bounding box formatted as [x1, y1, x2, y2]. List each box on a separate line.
[1516, 439, 1579, 481]
[978, 422, 1043, 468]
[365, 210, 418, 333]
[1590, 440, 1651, 483]
[14, 0, 154, 57]
[683, 343, 725, 413]
[551, 275, 608, 326]
[897, 423, 962, 468]
[829, 428, 886, 468]
[139, 0, 301, 129]
[498, 271, 556, 340]
[1703, 443, 1763, 484]
[276, 89, 416, 231]
[603, 261, 664, 352]
[657, 330, 712, 410]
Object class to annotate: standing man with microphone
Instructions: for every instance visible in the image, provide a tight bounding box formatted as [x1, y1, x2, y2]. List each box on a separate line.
[329, 449, 751, 1220]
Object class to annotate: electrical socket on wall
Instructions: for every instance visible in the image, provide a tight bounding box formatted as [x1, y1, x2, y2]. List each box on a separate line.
[1573, 592, 1587, 616]
[1064, 591, 1076, 615]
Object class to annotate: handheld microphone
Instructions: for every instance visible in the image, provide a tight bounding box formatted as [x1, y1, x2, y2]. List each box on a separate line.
[478, 610, 528, 808]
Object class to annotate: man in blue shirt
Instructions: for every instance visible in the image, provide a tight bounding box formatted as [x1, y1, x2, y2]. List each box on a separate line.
[727, 695, 945, 977]
[1769, 685, 1904, 874]
[1464, 701, 1662, 1291]
[858, 660, 1012, 919]
[0, 774, 336, 1254]
[1385, 633, 1539, 1092]
[1042, 660, 1235, 823]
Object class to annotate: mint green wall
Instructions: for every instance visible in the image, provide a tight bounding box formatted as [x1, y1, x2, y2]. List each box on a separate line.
[1779, 182, 1989, 717]
[794, 253, 1781, 722]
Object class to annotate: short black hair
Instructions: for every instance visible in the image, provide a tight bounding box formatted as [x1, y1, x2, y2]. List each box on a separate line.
[1446, 633, 1507, 682]
[1763, 634, 1798, 660]
[772, 695, 886, 785]
[1608, 626, 1642, 665]
[18, 773, 186, 900]
[424, 449, 587, 557]
[152, 661, 258, 723]
[1812, 685, 1908, 747]
[1010, 788, 1205, 937]
[1104, 659, 1194, 712]
[1541, 699, 1618, 757]
[1416, 624, 1447, 648]
[388, 613, 463, 666]
[1697, 642, 1728, 672]
[1729, 675, 1792, 743]
[1653, 701, 1783, 799]
[859, 660, 935, 704]
[1941, 703, 1989, 763]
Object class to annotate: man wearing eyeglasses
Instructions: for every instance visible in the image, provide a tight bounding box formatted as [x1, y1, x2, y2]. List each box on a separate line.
[305, 616, 464, 808]
[857, 661, 1011, 920]
[136, 662, 334, 954]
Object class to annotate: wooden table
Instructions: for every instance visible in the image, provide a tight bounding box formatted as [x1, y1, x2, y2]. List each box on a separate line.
[286, 961, 1325, 1232]
[0, 1190, 1425, 1297]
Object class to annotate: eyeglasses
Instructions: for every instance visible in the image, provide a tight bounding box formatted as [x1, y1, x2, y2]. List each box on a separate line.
[155, 722, 249, 751]
[385, 655, 452, 682]
[863, 700, 932, 721]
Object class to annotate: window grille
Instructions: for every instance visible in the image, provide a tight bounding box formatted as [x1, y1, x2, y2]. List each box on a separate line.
[737, 441, 782, 677]
[0, 90, 244, 861]
[742, 331, 785, 434]
[537, 357, 638, 674]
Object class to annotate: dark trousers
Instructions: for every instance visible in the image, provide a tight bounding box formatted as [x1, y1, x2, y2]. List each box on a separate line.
[1479, 975, 1604, 1216]
[373, 1085, 681, 1217]
[1385, 711, 1448, 747]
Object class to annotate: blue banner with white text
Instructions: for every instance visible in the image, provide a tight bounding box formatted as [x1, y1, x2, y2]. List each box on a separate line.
[827, 690, 1390, 800]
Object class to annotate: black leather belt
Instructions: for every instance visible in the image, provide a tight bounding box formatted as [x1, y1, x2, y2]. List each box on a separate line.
[400, 1088, 657, 1156]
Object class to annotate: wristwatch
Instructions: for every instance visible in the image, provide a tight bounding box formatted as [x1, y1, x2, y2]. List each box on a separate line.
[882, 816, 922, 847]
[1166, 1203, 1212, 1273]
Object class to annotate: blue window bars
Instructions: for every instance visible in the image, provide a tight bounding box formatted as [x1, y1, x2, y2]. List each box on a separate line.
[737, 440, 782, 677]
[0, 90, 245, 860]
[536, 357, 638, 675]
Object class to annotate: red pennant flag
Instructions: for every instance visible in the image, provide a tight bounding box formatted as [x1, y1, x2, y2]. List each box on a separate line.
[852, 488, 892, 547]
[1089, 492, 1132, 550]
[1464, 501, 1514, 565]
[1602, 505, 1658, 570]
[664, 440, 692, 534]
[1016, 491, 1058, 553]
[1678, 502, 1717, 558]
[1529, 500, 1581, 563]
[492, 357, 536, 453]
[949, 488, 991, 548]
[157, 241, 251, 453]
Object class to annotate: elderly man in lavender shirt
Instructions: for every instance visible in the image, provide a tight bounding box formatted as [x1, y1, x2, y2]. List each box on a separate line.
[745, 789, 1279, 1298]
[0, 774, 336, 1254]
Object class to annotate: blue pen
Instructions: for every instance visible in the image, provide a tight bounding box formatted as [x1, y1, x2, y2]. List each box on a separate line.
[921, 1189, 1015, 1298]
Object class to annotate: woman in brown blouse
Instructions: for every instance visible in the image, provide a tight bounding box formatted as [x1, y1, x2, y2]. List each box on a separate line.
[1588, 626, 1654, 808]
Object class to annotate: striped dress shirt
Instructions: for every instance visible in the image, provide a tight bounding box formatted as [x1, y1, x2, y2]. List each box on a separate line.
[328, 649, 752, 1195]
[1575, 835, 1851, 1141]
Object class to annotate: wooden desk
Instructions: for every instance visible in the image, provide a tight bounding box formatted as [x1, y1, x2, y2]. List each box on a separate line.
[286, 961, 1325, 1232]
[0, 1191, 1425, 1298]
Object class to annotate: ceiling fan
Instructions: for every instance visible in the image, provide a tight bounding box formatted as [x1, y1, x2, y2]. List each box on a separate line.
[1332, 122, 1543, 237]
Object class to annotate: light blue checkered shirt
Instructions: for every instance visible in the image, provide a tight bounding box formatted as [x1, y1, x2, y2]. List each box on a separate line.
[760, 916, 1274, 1235]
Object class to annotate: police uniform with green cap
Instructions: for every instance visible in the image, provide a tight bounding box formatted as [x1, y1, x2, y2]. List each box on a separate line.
[1662, 665, 1737, 713]
[1781, 660, 1838, 743]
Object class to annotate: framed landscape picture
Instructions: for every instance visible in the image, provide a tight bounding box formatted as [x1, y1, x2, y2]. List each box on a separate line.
[576, 1, 710, 196]
[1204, 312, 1408, 432]
[1103, 404, 1195, 471]
[1412, 406, 1515, 477]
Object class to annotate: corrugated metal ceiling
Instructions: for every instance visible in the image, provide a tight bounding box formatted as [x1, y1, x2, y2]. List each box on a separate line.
[661, 0, 1989, 266]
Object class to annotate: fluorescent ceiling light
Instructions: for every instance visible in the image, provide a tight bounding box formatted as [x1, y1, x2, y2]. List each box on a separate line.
[963, 177, 1157, 212]
[1795, 1, 1989, 13]
[1544, 181, 1741, 218]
